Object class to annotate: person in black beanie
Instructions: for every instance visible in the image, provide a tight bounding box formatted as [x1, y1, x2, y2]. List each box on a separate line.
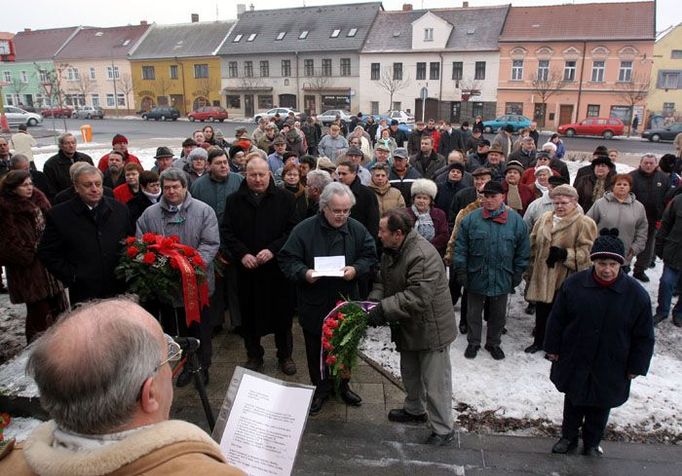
[544, 228, 654, 457]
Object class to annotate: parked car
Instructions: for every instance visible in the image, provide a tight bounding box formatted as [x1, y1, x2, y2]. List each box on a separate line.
[4, 106, 43, 127]
[41, 106, 74, 118]
[188, 106, 229, 122]
[557, 117, 625, 139]
[361, 114, 414, 134]
[73, 106, 105, 119]
[141, 107, 180, 121]
[387, 110, 415, 124]
[641, 123, 682, 142]
[253, 107, 301, 123]
[482, 114, 532, 133]
[318, 109, 353, 126]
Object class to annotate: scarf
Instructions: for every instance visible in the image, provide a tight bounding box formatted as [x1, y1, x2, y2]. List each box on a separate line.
[411, 204, 435, 241]
[592, 177, 606, 205]
[142, 189, 161, 203]
[506, 183, 523, 211]
[534, 179, 549, 195]
[482, 203, 508, 224]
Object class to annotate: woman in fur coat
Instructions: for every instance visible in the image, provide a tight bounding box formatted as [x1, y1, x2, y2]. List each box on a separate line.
[0, 170, 67, 342]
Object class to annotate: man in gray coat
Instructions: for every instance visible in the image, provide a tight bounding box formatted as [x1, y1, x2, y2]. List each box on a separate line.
[136, 168, 220, 387]
[368, 208, 457, 446]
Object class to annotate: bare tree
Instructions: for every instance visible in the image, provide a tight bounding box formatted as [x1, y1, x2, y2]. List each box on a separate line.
[238, 76, 266, 90]
[529, 68, 567, 126]
[10, 77, 29, 106]
[75, 76, 96, 106]
[194, 77, 219, 109]
[458, 78, 483, 100]
[154, 77, 173, 106]
[308, 75, 330, 92]
[116, 73, 134, 112]
[377, 70, 411, 111]
[616, 72, 650, 135]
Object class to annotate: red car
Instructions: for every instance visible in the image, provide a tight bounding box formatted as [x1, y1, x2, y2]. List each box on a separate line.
[188, 106, 229, 122]
[557, 117, 625, 139]
[41, 106, 74, 118]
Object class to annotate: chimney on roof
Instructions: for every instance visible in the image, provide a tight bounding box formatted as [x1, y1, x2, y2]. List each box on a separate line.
[463, 1, 469, 7]
[249, 3, 254, 11]
[402, 4, 412, 11]
[191, 13, 199, 23]
[237, 4, 246, 17]
[140, 20, 148, 25]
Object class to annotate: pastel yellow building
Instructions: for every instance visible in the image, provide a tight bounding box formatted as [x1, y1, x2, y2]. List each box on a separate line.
[647, 23, 682, 126]
[128, 22, 233, 114]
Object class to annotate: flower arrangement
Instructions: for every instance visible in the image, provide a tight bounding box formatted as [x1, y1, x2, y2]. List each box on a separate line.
[321, 301, 375, 385]
[0, 412, 10, 441]
[115, 233, 209, 326]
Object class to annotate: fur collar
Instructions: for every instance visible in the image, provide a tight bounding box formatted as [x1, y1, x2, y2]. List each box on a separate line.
[23, 420, 224, 476]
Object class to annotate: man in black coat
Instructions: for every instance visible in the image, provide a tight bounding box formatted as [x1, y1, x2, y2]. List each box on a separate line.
[388, 119, 408, 148]
[407, 121, 427, 156]
[279, 182, 377, 415]
[38, 165, 131, 305]
[544, 231, 654, 456]
[43, 132, 93, 195]
[221, 157, 299, 374]
[336, 160, 380, 239]
[629, 153, 671, 282]
[9, 154, 53, 202]
[438, 121, 465, 158]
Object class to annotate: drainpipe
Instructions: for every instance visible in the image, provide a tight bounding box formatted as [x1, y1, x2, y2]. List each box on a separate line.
[295, 52, 300, 112]
[175, 56, 187, 115]
[438, 52, 444, 119]
[575, 41, 587, 123]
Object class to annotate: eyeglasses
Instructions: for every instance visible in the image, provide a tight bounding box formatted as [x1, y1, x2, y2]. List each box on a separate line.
[328, 208, 351, 217]
[154, 334, 183, 372]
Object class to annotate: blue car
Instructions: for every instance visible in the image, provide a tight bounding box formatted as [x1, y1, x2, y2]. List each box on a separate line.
[360, 114, 414, 134]
[482, 114, 532, 133]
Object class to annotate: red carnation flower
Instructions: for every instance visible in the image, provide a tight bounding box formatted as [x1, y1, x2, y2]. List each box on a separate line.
[161, 238, 175, 249]
[337, 313, 345, 321]
[323, 327, 334, 339]
[142, 232, 157, 244]
[127, 246, 139, 258]
[142, 252, 156, 265]
[169, 235, 181, 243]
[125, 236, 136, 245]
[325, 355, 337, 366]
[322, 340, 333, 351]
[327, 319, 339, 329]
[191, 255, 205, 267]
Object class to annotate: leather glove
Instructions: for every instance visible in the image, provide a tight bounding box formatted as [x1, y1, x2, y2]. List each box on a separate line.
[366, 304, 386, 327]
[455, 270, 468, 289]
[512, 272, 523, 288]
[546, 246, 568, 268]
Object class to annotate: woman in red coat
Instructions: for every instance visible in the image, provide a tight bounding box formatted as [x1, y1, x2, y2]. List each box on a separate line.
[0, 170, 67, 342]
[404, 178, 449, 256]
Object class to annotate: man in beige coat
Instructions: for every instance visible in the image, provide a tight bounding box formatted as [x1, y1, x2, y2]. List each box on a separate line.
[0, 299, 243, 475]
[10, 124, 37, 164]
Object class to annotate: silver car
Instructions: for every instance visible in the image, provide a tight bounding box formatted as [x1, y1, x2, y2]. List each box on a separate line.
[317, 109, 352, 125]
[4, 106, 43, 127]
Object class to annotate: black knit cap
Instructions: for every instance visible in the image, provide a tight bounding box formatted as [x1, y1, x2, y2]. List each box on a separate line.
[590, 228, 625, 264]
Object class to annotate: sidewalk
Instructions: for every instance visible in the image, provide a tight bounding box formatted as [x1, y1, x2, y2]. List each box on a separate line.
[170, 323, 681, 475]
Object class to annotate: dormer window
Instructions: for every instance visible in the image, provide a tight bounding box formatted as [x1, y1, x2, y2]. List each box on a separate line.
[247, 33, 257, 42]
[122, 39, 131, 46]
[331, 29, 340, 38]
[347, 28, 357, 37]
[299, 31, 309, 39]
[233, 34, 243, 42]
[276, 31, 286, 40]
[424, 28, 433, 42]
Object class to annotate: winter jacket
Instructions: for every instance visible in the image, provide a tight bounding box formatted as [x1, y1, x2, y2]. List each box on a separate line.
[404, 206, 449, 256]
[508, 149, 536, 169]
[453, 206, 530, 296]
[450, 186, 478, 223]
[409, 151, 446, 181]
[554, 140, 566, 159]
[482, 160, 506, 183]
[435, 179, 468, 220]
[278, 213, 377, 335]
[348, 176, 380, 238]
[466, 151, 487, 172]
[113, 183, 137, 204]
[182, 162, 206, 188]
[492, 132, 513, 158]
[407, 129, 425, 156]
[369, 182, 406, 215]
[574, 173, 613, 213]
[656, 193, 682, 269]
[444, 199, 481, 265]
[586, 192, 648, 264]
[368, 230, 457, 352]
[438, 128, 465, 158]
[38, 196, 131, 304]
[43, 150, 93, 194]
[190, 172, 243, 224]
[388, 166, 422, 206]
[318, 134, 349, 162]
[127, 193, 157, 229]
[103, 170, 126, 190]
[526, 208, 597, 303]
[544, 270, 654, 408]
[10, 131, 37, 162]
[0, 420, 244, 476]
[629, 168, 670, 228]
[53, 185, 114, 205]
[520, 166, 560, 186]
[389, 128, 409, 148]
[501, 180, 535, 216]
[97, 151, 141, 173]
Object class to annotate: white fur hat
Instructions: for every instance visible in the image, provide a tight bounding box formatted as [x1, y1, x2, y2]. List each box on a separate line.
[411, 178, 438, 199]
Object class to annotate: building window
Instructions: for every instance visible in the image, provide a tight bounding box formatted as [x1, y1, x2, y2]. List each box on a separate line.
[2, 71, 11, 82]
[393, 63, 403, 80]
[347, 28, 357, 37]
[247, 33, 257, 42]
[505, 102, 523, 115]
[585, 104, 601, 117]
[452, 62, 463, 80]
[169, 65, 178, 80]
[228, 62, 238, 78]
[429, 62, 440, 80]
[66, 67, 80, 81]
[106, 66, 120, 80]
[304, 59, 314, 76]
[416, 62, 426, 80]
[618, 61, 633, 82]
[5, 94, 14, 106]
[537, 60, 549, 81]
[232, 34, 243, 42]
[392, 101, 401, 111]
[194, 64, 209, 79]
[322, 59, 332, 77]
[142, 66, 155, 80]
[258, 95, 273, 109]
[371, 63, 380, 80]
[331, 29, 341, 38]
[260, 61, 269, 77]
[39, 70, 49, 83]
[276, 32, 286, 41]
[370, 101, 379, 115]
[659, 71, 681, 89]
[91, 94, 99, 107]
[472, 102, 484, 118]
[19, 71, 28, 83]
[424, 28, 433, 42]
[672, 50, 682, 59]
[475, 61, 486, 80]
[117, 93, 125, 107]
[243, 61, 253, 78]
[663, 102, 675, 114]
[281, 60, 291, 77]
[511, 60, 523, 81]
[591, 61, 605, 82]
[340, 58, 351, 76]
[106, 93, 115, 107]
[299, 31, 309, 40]
[226, 95, 241, 108]
[564, 61, 576, 81]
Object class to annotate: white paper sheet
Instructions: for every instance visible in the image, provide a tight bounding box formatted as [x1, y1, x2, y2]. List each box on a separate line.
[311, 255, 346, 278]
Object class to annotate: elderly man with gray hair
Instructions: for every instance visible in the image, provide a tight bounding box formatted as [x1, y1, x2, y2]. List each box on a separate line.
[279, 182, 377, 415]
[0, 299, 244, 475]
[136, 168, 220, 387]
[38, 165, 131, 305]
[42, 132, 93, 194]
[296, 168, 332, 219]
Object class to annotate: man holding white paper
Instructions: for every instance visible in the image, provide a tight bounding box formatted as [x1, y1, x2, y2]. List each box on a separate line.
[279, 182, 377, 415]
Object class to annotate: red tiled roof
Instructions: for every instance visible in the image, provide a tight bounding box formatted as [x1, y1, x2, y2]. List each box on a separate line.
[55, 24, 150, 60]
[500, 1, 655, 41]
[12, 27, 80, 61]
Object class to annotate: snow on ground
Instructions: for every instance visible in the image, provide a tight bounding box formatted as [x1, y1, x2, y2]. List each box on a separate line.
[33, 144, 166, 172]
[361, 160, 682, 443]
[3, 417, 43, 442]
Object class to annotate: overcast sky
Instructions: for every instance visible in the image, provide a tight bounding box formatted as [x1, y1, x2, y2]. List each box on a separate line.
[3, 0, 679, 34]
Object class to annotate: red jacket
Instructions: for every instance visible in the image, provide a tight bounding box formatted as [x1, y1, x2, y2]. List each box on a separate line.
[113, 183, 136, 204]
[502, 180, 535, 216]
[520, 166, 560, 186]
[97, 152, 141, 173]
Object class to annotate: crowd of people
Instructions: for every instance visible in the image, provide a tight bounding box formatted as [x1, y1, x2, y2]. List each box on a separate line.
[0, 109, 677, 458]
